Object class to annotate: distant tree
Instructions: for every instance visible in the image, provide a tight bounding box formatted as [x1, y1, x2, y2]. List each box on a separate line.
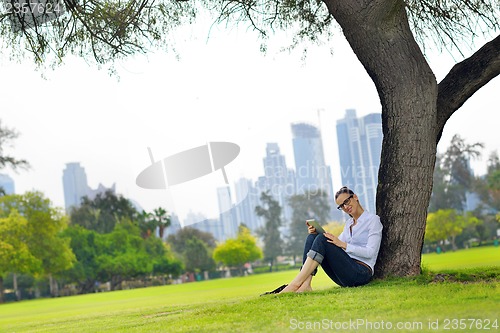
[455, 211, 497, 247]
[183, 238, 216, 274]
[61, 220, 182, 293]
[137, 210, 154, 239]
[429, 135, 484, 212]
[0, 120, 29, 171]
[429, 154, 453, 212]
[70, 190, 138, 233]
[0, 192, 75, 297]
[474, 151, 500, 211]
[287, 190, 330, 261]
[59, 225, 100, 294]
[0, 210, 40, 302]
[213, 226, 262, 275]
[166, 227, 216, 276]
[166, 227, 216, 254]
[148, 241, 183, 283]
[425, 209, 481, 251]
[151, 207, 171, 239]
[95, 220, 156, 290]
[255, 191, 283, 272]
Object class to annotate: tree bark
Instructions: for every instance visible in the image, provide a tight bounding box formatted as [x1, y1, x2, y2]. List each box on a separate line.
[323, 1, 500, 277]
[325, 0, 438, 277]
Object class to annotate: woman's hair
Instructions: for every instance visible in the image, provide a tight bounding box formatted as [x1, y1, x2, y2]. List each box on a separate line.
[335, 186, 354, 200]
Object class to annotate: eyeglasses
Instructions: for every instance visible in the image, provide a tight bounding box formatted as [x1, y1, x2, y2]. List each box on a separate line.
[337, 194, 354, 210]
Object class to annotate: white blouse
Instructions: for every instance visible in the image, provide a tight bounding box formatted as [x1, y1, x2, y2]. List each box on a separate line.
[338, 211, 383, 274]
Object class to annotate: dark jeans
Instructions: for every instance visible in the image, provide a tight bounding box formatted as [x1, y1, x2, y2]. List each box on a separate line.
[302, 233, 372, 287]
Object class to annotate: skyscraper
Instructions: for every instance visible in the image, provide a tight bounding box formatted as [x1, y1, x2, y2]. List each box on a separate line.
[62, 162, 116, 212]
[62, 162, 90, 211]
[234, 177, 262, 234]
[0, 173, 15, 194]
[336, 109, 383, 213]
[291, 122, 335, 218]
[262, 143, 296, 223]
[217, 186, 238, 240]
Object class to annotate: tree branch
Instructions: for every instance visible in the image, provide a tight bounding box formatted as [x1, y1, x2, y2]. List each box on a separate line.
[436, 34, 500, 143]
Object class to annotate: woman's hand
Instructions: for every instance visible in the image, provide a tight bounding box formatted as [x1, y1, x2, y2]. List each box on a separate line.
[324, 232, 347, 250]
[307, 223, 317, 234]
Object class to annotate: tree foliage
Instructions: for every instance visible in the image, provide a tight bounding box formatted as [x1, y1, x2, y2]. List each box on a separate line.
[1, 0, 196, 66]
[255, 191, 283, 271]
[166, 227, 216, 274]
[61, 219, 182, 292]
[430, 135, 484, 212]
[6, 0, 497, 67]
[166, 226, 216, 253]
[425, 209, 481, 250]
[474, 151, 500, 211]
[213, 225, 262, 271]
[0, 120, 29, 171]
[69, 190, 138, 233]
[0, 210, 40, 302]
[137, 207, 171, 239]
[0, 192, 75, 292]
[183, 238, 215, 273]
[151, 207, 171, 239]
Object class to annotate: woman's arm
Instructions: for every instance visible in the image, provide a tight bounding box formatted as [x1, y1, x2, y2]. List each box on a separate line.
[344, 218, 383, 259]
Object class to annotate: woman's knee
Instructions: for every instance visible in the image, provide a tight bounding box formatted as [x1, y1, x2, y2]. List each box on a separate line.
[313, 233, 328, 244]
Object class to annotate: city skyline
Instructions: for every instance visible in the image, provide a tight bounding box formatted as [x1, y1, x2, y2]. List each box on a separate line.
[1, 22, 499, 221]
[3, 102, 500, 223]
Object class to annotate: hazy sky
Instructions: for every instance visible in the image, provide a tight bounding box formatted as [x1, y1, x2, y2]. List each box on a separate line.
[1, 17, 499, 224]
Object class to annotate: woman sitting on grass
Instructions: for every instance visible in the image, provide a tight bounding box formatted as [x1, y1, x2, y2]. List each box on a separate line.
[279, 186, 383, 293]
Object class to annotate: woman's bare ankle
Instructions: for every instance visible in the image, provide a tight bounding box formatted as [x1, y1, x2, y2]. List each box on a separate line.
[279, 283, 301, 293]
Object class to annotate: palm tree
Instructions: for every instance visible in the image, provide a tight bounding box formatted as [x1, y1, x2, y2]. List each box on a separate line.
[138, 210, 154, 239]
[151, 207, 171, 240]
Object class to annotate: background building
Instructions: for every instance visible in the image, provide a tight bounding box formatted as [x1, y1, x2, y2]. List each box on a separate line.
[261, 143, 295, 224]
[217, 186, 238, 241]
[291, 122, 335, 218]
[0, 173, 15, 195]
[62, 162, 90, 211]
[234, 177, 262, 234]
[336, 109, 383, 213]
[62, 162, 115, 212]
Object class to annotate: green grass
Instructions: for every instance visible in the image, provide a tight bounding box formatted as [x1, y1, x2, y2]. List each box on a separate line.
[421, 245, 500, 270]
[1, 246, 499, 333]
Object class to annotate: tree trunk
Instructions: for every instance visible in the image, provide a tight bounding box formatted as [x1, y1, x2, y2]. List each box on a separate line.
[451, 236, 457, 251]
[13, 273, 21, 301]
[79, 279, 96, 294]
[326, 0, 438, 277]
[0, 276, 4, 303]
[49, 274, 59, 297]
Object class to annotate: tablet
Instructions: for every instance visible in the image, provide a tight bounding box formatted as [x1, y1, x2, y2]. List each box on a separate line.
[306, 219, 326, 234]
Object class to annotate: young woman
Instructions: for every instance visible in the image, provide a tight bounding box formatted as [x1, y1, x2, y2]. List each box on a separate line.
[279, 186, 383, 293]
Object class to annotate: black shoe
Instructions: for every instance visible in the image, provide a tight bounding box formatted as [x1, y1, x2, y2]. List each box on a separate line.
[260, 284, 288, 296]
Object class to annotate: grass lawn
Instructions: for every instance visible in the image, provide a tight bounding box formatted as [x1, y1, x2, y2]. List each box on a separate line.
[0, 246, 499, 332]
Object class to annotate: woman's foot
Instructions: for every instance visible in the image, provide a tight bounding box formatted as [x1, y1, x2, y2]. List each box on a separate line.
[297, 285, 312, 292]
[279, 258, 319, 294]
[279, 283, 300, 293]
[297, 275, 313, 293]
